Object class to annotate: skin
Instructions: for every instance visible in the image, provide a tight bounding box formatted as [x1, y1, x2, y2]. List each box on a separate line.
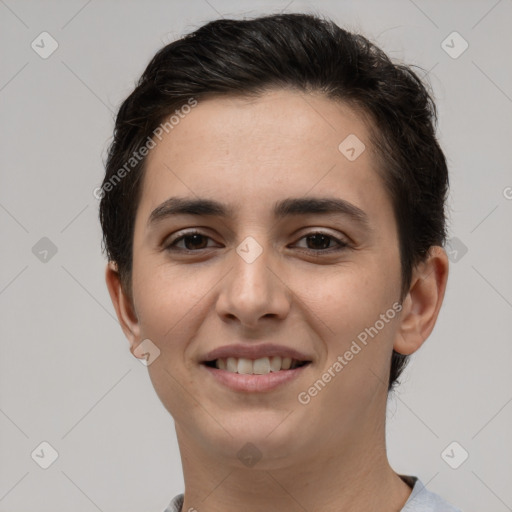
[106, 89, 449, 512]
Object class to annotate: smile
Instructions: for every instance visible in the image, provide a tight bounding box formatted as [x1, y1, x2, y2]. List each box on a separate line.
[203, 356, 311, 375]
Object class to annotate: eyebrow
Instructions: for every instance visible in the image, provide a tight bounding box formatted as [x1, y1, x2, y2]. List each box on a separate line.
[147, 196, 371, 230]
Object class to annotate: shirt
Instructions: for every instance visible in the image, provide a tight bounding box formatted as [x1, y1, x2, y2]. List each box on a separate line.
[162, 475, 462, 511]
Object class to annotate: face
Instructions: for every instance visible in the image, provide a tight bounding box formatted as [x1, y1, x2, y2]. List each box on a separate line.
[113, 89, 409, 467]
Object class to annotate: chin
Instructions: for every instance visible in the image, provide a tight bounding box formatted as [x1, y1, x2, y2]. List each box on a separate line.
[206, 415, 308, 462]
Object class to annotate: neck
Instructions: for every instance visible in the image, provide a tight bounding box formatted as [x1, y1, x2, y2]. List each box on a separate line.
[175, 405, 412, 512]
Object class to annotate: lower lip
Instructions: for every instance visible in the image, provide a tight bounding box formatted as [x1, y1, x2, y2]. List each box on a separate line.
[201, 363, 310, 392]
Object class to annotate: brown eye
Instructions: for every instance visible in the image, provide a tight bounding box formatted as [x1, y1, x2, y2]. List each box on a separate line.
[164, 230, 350, 255]
[165, 231, 216, 252]
[294, 231, 349, 253]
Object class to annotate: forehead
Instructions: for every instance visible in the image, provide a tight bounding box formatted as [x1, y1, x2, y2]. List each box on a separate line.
[145, 89, 372, 169]
[136, 89, 389, 227]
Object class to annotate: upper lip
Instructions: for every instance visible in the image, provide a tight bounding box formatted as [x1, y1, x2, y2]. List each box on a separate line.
[201, 343, 312, 362]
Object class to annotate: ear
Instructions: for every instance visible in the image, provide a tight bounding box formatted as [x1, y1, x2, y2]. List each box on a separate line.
[105, 261, 141, 355]
[394, 246, 449, 355]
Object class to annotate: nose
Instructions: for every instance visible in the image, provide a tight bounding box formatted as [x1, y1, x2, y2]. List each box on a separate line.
[215, 238, 291, 330]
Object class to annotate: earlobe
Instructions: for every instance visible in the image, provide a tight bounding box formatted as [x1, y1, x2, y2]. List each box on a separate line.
[394, 246, 449, 356]
[104, 261, 141, 350]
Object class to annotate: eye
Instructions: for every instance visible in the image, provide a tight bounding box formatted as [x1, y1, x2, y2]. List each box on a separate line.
[293, 231, 350, 253]
[164, 230, 350, 254]
[164, 230, 218, 252]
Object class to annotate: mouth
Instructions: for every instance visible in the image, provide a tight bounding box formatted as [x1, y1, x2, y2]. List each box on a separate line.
[199, 344, 313, 392]
[202, 356, 312, 375]
[201, 356, 312, 393]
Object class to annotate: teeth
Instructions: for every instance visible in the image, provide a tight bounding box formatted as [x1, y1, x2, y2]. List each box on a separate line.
[214, 356, 306, 374]
[269, 356, 282, 372]
[253, 357, 270, 374]
[226, 357, 238, 373]
[237, 358, 253, 375]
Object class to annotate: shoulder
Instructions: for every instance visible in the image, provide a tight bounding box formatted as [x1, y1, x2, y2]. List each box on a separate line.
[400, 475, 462, 512]
[164, 479, 463, 512]
[162, 493, 184, 512]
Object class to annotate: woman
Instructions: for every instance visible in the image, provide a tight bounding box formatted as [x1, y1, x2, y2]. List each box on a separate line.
[100, 12, 460, 512]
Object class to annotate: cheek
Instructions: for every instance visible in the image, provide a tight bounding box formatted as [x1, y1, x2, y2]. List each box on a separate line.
[303, 255, 401, 384]
[304, 259, 398, 333]
[131, 258, 206, 353]
[134, 262, 207, 420]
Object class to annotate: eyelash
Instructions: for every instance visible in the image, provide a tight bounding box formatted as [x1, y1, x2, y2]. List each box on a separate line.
[164, 229, 350, 255]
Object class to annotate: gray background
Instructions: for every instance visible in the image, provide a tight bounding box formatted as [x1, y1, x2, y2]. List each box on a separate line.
[1, 0, 511, 511]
